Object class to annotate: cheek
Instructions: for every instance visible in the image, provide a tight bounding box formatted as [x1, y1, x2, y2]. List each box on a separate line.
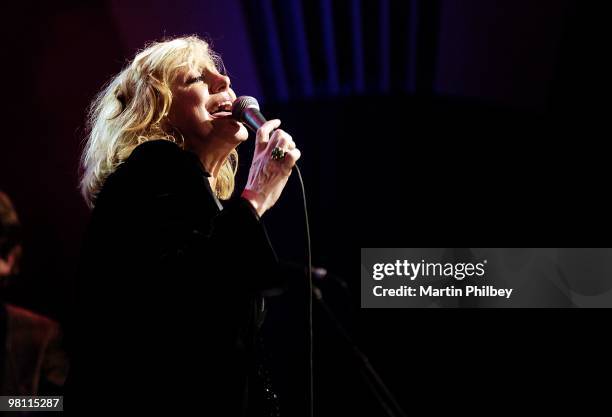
[187, 91, 210, 121]
[172, 92, 211, 129]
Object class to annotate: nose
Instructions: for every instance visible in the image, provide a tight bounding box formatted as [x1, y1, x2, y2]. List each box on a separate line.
[211, 72, 230, 94]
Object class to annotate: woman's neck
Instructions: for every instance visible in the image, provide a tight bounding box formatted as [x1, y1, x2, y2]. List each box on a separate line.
[186, 138, 234, 192]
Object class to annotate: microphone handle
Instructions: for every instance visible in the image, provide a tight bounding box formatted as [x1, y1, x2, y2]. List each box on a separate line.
[243, 107, 267, 132]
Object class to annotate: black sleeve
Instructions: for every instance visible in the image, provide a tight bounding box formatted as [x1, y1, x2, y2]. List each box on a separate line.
[120, 140, 288, 295]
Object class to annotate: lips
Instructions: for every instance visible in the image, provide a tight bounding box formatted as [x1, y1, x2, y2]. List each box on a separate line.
[207, 96, 234, 118]
[210, 111, 233, 119]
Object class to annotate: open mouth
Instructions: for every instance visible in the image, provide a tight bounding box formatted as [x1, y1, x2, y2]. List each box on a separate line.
[209, 100, 233, 118]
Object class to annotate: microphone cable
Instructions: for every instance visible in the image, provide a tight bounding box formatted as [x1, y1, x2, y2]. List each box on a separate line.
[293, 163, 313, 417]
[232, 96, 314, 415]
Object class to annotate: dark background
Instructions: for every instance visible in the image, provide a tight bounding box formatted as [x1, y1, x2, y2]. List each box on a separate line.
[0, 0, 609, 415]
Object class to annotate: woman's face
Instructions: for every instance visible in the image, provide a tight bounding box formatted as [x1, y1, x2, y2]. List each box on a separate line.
[167, 64, 249, 148]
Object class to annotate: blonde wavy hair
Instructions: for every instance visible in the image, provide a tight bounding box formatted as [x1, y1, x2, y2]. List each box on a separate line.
[80, 35, 238, 208]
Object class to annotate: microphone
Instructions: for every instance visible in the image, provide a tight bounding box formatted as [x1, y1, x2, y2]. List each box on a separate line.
[232, 96, 267, 132]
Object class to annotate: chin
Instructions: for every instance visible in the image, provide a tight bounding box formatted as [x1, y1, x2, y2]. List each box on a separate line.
[237, 125, 249, 141]
[230, 122, 249, 142]
[215, 120, 249, 144]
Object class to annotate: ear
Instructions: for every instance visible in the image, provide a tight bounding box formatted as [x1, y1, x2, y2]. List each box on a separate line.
[0, 245, 21, 277]
[0, 255, 13, 276]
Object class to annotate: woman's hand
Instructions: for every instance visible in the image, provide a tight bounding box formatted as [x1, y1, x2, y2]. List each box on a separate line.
[241, 119, 301, 217]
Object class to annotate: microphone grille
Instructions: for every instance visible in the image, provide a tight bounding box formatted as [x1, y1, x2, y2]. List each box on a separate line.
[232, 96, 260, 120]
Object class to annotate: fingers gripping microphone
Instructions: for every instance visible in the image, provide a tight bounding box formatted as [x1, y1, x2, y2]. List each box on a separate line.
[232, 96, 267, 132]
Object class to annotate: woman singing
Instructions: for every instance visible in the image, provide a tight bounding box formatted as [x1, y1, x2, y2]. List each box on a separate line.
[73, 35, 300, 416]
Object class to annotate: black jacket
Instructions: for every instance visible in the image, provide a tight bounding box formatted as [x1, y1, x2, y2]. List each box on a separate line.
[70, 140, 286, 416]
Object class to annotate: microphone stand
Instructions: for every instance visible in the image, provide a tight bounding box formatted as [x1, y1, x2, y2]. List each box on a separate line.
[313, 285, 407, 417]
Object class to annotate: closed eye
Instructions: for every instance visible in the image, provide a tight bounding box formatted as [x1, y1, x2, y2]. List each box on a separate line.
[188, 75, 204, 84]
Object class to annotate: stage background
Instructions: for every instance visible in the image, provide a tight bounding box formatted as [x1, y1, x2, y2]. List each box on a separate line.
[0, 1, 609, 415]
